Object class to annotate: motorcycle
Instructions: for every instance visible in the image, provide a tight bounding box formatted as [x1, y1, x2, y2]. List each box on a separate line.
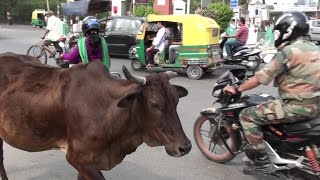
[219, 32, 263, 71]
[193, 68, 320, 180]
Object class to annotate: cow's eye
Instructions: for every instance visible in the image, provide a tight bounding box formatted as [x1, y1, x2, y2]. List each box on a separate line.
[151, 102, 160, 110]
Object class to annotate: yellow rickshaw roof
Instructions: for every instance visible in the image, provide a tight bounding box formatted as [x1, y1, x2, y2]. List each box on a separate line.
[146, 14, 220, 29]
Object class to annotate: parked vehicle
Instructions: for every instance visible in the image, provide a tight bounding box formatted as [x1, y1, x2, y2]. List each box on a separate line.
[194, 68, 320, 180]
[31, 9, 46, 28]
[100, 16, 145, 56]
[305, 19, 320, 44]
[129, 14, 222, 80]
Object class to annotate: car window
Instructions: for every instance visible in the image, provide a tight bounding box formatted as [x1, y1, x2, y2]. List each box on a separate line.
[114, 18, 131, 31]
[106, 19, 114, 32]
[129, 20, 137, 30]
[136, 20, 143, 30]
[312, 21, 320, 27]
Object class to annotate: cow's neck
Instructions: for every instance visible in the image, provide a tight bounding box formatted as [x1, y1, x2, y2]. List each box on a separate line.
[99, 84, 145, 169]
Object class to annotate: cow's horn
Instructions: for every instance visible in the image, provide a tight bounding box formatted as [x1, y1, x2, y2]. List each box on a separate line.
[122, 65, 146, 85]
[165, 71, 178, 79]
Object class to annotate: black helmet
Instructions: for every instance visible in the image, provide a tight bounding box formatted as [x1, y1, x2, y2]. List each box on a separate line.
[274, 11, 309, 48]
[82, 16, 100, 36]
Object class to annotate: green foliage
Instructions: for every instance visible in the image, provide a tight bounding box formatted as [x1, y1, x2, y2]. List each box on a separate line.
[0, 0, 67, 24]
[190, 0, 201, 13]
[207, 3, 234, 32]
[133, 5, 157, 17]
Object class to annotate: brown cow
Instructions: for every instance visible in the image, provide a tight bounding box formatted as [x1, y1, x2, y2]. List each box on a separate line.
[0, 53, 191, 180]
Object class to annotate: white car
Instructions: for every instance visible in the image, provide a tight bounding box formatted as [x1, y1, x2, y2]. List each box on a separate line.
[305, 19, 320, 44]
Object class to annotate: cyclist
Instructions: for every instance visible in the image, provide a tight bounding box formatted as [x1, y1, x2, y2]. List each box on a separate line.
[40, 10, 63, 58]
[59, 16, 110, 69]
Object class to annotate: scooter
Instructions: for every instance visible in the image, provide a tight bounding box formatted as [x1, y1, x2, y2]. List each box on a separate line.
[194, 68, 320, 180]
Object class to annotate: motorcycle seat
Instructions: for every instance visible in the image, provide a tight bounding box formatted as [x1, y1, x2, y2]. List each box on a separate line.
[234, 46, 248, 52]
[280, 116, 320, 132]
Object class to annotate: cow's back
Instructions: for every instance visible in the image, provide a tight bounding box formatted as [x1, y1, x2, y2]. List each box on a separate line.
[0, 53, 68, 151]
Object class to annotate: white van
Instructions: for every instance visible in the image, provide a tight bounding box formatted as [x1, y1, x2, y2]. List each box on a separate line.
[306, 19, 320, 44]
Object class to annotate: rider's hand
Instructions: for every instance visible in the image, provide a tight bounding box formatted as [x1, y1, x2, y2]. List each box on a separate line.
[223, 85, 237, 95]
[146, 47, 151, 52]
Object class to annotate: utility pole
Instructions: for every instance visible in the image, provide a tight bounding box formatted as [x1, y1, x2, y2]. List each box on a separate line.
[46, 0, 50, 11]
[132, 0, 136, 14]
[187, 0, 190, 14]
[57, 0, 60, 17]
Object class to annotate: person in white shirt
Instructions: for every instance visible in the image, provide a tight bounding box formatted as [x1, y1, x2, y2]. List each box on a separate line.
[40, 10, 63, 58]
[146, 21, 166, 67]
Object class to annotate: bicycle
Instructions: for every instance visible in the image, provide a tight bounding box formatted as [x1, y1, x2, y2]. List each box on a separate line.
[27, 37, 70, 64]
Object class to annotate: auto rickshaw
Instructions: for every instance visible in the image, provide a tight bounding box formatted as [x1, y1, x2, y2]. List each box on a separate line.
[31, 9, 46, 28]
[129, 14, 222, 80]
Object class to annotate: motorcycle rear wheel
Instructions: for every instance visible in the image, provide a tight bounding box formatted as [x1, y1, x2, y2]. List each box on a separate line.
[194, 115, 238, 163]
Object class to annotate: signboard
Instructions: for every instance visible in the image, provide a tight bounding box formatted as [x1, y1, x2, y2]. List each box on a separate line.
[272, 0, 318, 12]
[230, 0, 238, 9]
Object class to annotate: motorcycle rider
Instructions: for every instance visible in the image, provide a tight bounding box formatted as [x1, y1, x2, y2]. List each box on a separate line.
[223, 11, 320, 174]
[224, 17, 248, 60]
[59, 16, 110, 69]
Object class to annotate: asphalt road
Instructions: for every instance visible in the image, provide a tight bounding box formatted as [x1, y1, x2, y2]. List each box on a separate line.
[0, 25, 278, 180]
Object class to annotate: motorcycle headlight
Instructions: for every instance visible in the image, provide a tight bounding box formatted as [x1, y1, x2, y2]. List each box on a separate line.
[212, 89, 222, 97]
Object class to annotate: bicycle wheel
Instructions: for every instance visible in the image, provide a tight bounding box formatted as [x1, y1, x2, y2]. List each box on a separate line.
[27, 45, 47, 64]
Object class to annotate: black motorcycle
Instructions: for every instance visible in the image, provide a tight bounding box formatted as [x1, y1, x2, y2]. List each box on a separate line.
[193, 68, 320, 180]
[219, 33, 263, 72]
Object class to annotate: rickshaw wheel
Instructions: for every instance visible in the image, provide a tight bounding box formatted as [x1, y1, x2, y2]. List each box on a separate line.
[187, 65, 204, 80]
[131, 59, 143, 71]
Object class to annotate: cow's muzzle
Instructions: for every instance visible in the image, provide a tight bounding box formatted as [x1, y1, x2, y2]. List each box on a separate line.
[165, 139, 192, 157]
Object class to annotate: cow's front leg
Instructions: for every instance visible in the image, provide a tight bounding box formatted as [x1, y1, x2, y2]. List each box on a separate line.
[66, 152, 105, 180]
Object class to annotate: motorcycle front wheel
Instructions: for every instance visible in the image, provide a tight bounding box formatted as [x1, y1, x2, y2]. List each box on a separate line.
[194, 115, 239, 163]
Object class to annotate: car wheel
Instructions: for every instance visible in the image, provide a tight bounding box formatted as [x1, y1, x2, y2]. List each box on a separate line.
[131, 59, 143, 71]
[187, 65, 204, 80]
[305, 35, 311, 42]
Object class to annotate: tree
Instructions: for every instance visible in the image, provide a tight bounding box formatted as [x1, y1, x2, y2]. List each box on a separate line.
[0, 0, 19, 21]
[190, 0, 201, 13]
[132, 5, 158, 17]
[196, 2, 234, 32]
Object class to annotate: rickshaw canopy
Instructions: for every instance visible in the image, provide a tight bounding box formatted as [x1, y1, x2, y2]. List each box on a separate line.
[145, 14, 220, 46]
[32, 9, 46, 19]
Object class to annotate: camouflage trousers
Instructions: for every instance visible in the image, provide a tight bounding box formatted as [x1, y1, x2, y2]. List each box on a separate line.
[240, 99, 320, 146]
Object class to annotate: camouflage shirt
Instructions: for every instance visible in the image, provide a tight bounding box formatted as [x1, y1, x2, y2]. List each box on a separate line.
[255, 40, 320, 100]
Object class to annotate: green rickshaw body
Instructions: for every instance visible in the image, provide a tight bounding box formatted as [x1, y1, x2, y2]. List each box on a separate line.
[131, 14, 222, 80]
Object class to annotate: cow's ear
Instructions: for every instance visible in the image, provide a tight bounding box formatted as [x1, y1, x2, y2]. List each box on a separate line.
[117, 90, 141, 107]
[174, 85, 188, 98]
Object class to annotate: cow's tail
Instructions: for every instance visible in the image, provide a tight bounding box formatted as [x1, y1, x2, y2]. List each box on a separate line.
[0, 139, 8, 180]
